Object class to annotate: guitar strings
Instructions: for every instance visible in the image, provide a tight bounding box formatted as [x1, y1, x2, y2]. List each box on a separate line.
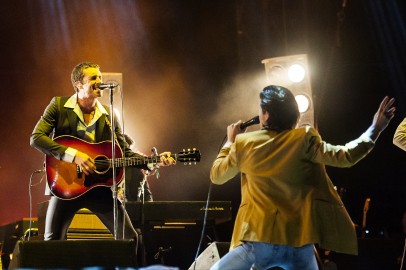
[92, 151, 198, 168]
[93, 157, 163, 167]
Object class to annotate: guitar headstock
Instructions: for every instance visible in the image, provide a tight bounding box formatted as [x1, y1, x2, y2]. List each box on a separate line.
[176, 148, 201, 165]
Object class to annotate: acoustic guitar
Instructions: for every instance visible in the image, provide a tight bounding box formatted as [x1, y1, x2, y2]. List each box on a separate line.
[45, 135, 201, 200]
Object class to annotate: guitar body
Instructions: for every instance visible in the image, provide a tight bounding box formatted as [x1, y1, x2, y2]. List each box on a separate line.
[45, 136, 124, 200]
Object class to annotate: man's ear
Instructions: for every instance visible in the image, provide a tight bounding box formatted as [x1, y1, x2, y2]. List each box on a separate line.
[263, 111, 270, 123]
[74, 81, 82, 89]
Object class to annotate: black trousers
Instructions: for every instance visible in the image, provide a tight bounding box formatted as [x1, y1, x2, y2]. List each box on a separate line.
[44, 187, 138, 241]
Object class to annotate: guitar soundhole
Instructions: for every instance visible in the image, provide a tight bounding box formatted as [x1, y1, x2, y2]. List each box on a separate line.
[82, 156, 120, 187]
[94, 155, 111, 174]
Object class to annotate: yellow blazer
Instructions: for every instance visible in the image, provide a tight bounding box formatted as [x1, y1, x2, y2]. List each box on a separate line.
[210, 126, 375, 255]
[394, 117, 406, 151]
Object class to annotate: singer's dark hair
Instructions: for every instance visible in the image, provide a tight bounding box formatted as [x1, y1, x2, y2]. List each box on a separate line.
[260, 85, 299, 132]
[71, 62, 100, 92]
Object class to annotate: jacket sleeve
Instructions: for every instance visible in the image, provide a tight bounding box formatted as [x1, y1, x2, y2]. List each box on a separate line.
[305, 127, 375, 168]
[393, 118, 406, 151]
[30, 97, 68, 160]
[210, 144, 241, 185]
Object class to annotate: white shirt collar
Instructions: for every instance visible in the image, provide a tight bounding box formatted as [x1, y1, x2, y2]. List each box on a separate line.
[64, 93, 109, 115]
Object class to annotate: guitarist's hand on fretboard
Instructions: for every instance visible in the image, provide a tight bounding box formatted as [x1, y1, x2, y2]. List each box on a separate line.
[158, 152, 177, 167]
[74, 151, 96, 175]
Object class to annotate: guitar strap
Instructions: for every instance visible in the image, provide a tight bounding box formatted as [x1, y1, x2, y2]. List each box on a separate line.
[103, 108, 131, 158]
[104, 115, 120, 146]
[104, 113, 129, 171]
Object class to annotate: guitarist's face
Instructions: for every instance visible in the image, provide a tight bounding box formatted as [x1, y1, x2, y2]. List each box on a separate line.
[77, 67, 102, 99]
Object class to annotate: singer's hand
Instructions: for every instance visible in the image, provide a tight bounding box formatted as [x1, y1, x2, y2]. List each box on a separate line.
[372, 96, 395, 131]
[158, 152, 176, 166]
[227, 120, 245, 143]
[368, 96, 396, 142]
[74, 151, 96, 175]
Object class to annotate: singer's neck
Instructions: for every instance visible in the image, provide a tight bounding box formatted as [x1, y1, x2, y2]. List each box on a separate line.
[77, 97, 97, 114]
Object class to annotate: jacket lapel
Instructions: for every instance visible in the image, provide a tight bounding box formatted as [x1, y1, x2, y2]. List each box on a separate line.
[66, 108, 79, 137]
[97, 114, 109, 141]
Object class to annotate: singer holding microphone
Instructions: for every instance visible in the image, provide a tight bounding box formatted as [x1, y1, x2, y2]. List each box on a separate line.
[210, 85, 395, 270]
[30, 62, 175, 251]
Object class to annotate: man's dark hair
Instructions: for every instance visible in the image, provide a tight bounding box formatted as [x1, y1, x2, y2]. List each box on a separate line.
[260, 85, 300, 132]
[71, 62, 100, 92]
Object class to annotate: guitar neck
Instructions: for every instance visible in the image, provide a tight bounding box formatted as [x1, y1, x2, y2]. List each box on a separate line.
[111, 155, 178, 168]
[112, 156, 158, 168]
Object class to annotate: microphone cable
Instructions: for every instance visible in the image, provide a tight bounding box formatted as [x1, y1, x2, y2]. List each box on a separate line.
[193, 117, 259, 269]
[192, 183, 213, 270]
[28, 168, 45, 241]
[400, 237, 406, 270]
[192, 134, 227, 270]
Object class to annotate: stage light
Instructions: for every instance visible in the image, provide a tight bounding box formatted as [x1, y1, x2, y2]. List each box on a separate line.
[295, 94, 310, 113]
[262, 54, 314, 127]
[288, 64, 306, 83]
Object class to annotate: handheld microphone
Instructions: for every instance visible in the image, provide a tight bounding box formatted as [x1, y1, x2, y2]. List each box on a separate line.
[97, 83, 119, 90]
[240, 116, 260, 129]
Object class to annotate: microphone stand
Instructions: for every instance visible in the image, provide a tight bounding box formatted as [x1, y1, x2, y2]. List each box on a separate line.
[108, 85, 119, 240]
[137, 148, 159, 265]
[137, 172, 149, 203]
[138, 171, 148, 231]
[135, 170, 149, 266]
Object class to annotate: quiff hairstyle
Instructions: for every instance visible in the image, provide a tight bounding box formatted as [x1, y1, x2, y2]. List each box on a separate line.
[260, 85, 300, 132]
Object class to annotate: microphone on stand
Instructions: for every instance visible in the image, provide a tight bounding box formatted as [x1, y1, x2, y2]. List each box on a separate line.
[240, 116, 260, 130]
[97, 83, 119, 90]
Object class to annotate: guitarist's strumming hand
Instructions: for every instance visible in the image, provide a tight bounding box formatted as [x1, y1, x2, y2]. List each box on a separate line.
[73, 151, 96, 175]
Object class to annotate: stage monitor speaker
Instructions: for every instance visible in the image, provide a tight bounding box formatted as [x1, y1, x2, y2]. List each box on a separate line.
[8, 239, 137, 269]
[189, 242, 229, 270]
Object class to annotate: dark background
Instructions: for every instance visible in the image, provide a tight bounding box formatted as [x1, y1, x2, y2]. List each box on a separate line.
[1, 0, 405, 247]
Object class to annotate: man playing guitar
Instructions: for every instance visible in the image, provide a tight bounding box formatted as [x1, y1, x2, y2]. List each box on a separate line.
[30, 62, 176, 244]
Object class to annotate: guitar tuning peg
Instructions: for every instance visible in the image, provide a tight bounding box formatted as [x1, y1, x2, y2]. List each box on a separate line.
[187, 148, 191, 152]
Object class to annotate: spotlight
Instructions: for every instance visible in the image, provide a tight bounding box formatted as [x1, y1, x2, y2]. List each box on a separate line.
[295, 94, 310, 113]
[288, 64, 306, 83]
